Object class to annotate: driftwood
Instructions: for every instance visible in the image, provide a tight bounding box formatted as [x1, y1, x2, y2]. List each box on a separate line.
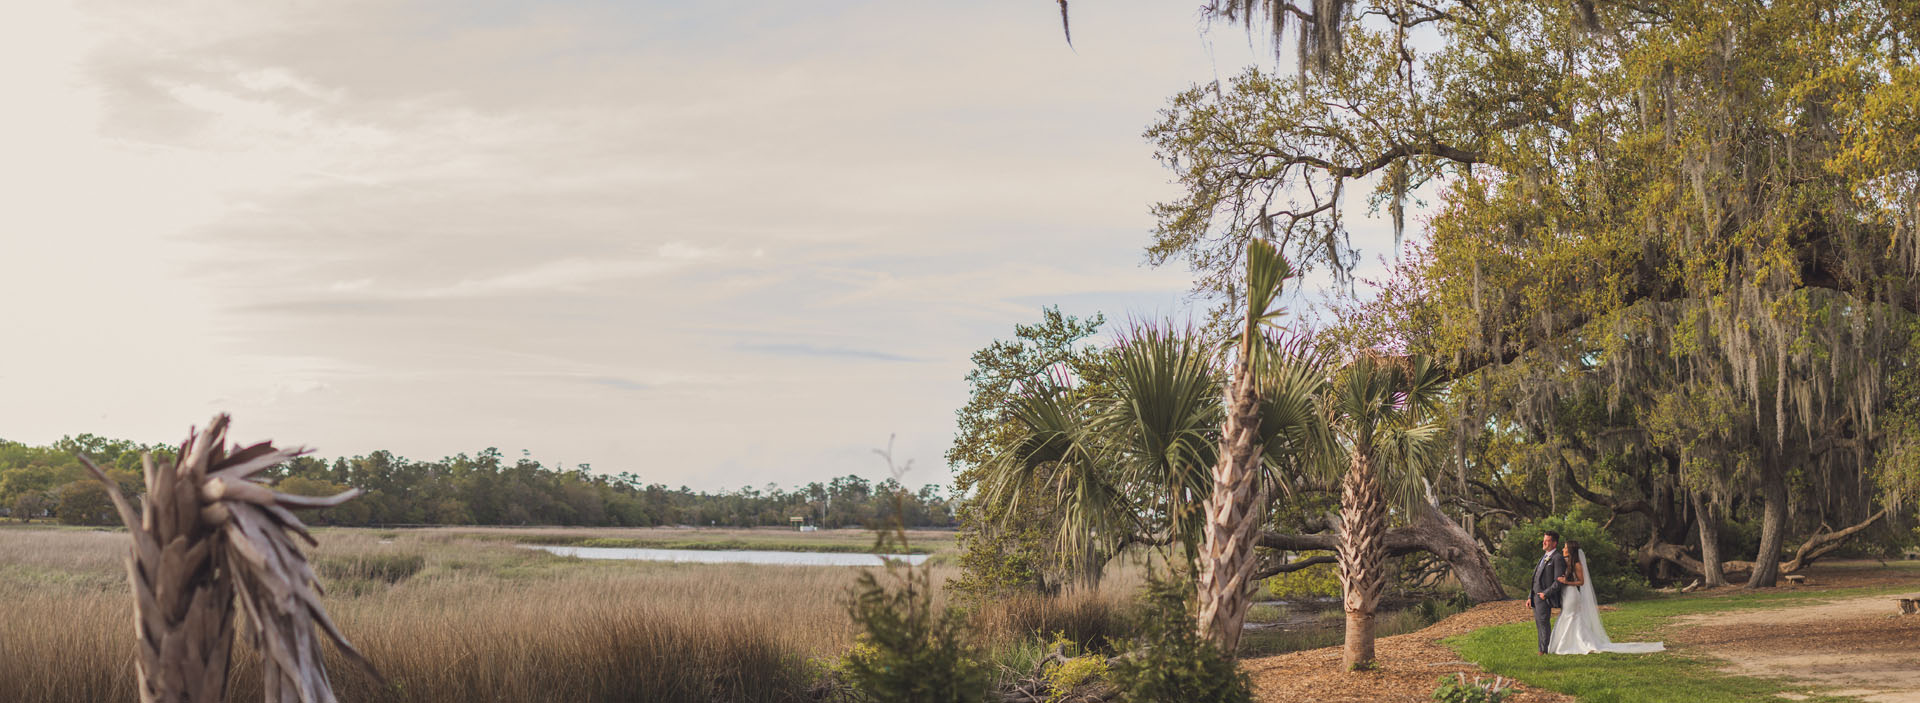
[79, 413, 376, 703]
[1642, 508, 1890, 580]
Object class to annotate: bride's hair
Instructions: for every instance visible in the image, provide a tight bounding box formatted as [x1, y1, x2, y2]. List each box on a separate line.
[1563, 540, 1584, 561]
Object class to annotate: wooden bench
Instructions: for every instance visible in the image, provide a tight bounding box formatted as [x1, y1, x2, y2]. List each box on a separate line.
[1899, 598, 1918, 616]
[1783, 574, 1806, 586]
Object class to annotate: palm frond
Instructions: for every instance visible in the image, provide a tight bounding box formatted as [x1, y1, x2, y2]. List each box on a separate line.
[1095, 323, 1223, 558]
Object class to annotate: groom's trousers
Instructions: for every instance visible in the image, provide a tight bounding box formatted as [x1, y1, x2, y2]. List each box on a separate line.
[1533, 598, 1553, 653]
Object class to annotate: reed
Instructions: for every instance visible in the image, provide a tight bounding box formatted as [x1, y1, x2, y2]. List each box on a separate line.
[0, 526, 1143, 703]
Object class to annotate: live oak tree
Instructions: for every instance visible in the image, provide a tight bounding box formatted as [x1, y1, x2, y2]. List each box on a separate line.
[1136, 0, 1919, 588]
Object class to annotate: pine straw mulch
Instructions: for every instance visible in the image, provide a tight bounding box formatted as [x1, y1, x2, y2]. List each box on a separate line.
[1242, 603, 1574, 703]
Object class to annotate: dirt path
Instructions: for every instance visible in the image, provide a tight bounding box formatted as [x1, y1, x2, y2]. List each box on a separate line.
[1669, 588, 1920, 703]
[1243, 563, 1920, 702]
[1242, 603, 1573, 703]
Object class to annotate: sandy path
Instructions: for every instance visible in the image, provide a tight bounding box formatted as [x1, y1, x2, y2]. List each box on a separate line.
[1670, 590, 1920, 703]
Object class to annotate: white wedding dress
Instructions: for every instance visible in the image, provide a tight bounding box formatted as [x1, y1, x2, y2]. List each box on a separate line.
[1548, 553, 1665, 654]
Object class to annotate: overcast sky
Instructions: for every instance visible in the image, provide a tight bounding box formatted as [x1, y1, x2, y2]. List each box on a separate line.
[1, 0, 1411, 492]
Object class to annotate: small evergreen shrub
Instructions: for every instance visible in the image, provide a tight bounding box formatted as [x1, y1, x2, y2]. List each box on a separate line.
[1106, 570, 1252, 703]
[1431, 673, 1513, 703]
[1495, 515, 1646, 602]
[839, 558, 991, 703]
[1041, 634, 1109, 703]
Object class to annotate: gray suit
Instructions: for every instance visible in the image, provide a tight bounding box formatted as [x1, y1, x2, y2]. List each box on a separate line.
[1528, 549, 1567, 653]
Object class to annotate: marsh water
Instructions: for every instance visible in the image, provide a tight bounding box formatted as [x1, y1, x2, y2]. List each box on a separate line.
[525, 544, 930, 566]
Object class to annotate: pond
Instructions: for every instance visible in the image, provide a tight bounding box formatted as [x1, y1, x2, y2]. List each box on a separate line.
[523, 544, 930, 566]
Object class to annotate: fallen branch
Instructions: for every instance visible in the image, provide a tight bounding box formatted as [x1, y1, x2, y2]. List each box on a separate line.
[1643, 508, 1890, 577]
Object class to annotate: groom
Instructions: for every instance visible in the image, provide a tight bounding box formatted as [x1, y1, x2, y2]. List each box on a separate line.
[1527, 530, 1567, 655]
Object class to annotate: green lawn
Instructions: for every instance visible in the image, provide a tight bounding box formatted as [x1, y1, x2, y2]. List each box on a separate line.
[1446, 585, 1916, 703]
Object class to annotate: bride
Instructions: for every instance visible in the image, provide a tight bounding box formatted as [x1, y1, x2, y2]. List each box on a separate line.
[1548, 540, 1665, 655]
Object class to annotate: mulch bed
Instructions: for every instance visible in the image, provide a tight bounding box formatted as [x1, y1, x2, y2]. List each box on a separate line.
[1243, 603, 1574, 703]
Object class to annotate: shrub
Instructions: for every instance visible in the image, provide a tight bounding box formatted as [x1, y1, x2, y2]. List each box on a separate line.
[1106, 570, 1251, 703]
[1044, 655, 1108, 703]
[840, 559, 991, 702]
[1495, 515, 1646, 602]
[1431, 673, 1513, 703]
[1263, 550, 1340, 599]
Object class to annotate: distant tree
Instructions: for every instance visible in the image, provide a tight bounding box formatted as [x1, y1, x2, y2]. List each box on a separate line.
[11, 491, 47, 522]
[56, 480, 118, 526]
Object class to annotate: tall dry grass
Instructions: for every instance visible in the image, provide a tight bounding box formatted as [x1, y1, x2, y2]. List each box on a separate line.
[0, 527, 1138, 703]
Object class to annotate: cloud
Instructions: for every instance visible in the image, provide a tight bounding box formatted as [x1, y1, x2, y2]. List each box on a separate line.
[4, 0, 1416, 491]
[586, 376, 649, 392]
[735, 343, 919, 363]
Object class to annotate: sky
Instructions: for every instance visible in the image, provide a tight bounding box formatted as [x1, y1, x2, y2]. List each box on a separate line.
[1, 0, 1412, 492]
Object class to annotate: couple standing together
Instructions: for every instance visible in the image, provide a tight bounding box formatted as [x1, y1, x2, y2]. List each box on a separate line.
[1528, 530, 1665, 655]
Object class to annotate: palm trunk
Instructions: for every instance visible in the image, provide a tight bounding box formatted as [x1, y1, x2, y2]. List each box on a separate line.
[1338, 452, 1387, 670]
[1197, 343, 1265, 654]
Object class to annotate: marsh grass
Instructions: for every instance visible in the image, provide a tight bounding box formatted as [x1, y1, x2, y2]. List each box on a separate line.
[434, 525, 957, 555]
[0, 526, 1123, 703]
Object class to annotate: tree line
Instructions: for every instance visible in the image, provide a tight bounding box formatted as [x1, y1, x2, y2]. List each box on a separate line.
[0, 434, 954, 529]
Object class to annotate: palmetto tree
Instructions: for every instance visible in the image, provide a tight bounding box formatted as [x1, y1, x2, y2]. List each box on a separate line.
[1095, 324, 1223, 565]
[976, 325, 1226, 588]
[975, 371, 1140, 589]
[1197, 239, 1335, 652]
[1326, 351, 1447, 670]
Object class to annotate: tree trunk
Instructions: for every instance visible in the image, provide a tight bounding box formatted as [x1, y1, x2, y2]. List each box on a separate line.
[1692, 490, 1727, 588]
[1196, 341, 1265, 654]
[1338, 453, 1387, 670]
[1254, 492, 1508, 604]
[1747, 461, 1789, 588]
[1404, 480, 1506, 602]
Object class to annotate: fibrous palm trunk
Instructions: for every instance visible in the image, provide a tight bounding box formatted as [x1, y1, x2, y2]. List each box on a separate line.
[1197, 346, 1264, 654]
[79, 414, 376, 703]
[1337, 452, 1388, 670]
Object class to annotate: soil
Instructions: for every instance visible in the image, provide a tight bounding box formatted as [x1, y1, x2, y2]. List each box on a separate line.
[1242, 602, 1574, 702]
[1243, 562, 1920, 703]
[1665, 568, 1920, 703]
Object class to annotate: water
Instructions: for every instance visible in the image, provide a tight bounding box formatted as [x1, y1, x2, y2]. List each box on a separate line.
[524, 544, 929, 566]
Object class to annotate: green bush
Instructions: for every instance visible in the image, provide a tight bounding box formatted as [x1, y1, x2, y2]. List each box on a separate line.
[1263, 550, 1340, 599]
[1495, 515, 1646, 603]
[1106, 571, 1251, 703]
[839, 556, 991, 702]
[1431, 673, 1513, 703]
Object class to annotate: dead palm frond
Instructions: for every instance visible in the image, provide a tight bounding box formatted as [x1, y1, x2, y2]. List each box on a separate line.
[78, 413, 377, 703]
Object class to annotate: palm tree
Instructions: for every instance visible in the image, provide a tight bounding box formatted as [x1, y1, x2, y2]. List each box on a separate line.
[976, 323, 1224, 589]
[975, 371, 1140, 589]
[1197, 239, 1335, 652]
[1326, 352, 1447, 670]
[1094, 323, 1223, 566]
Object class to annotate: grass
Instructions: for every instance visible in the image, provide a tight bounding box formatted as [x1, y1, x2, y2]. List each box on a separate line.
[431, 526, 957, 555]
[0, 525, 1123, 703]
[1446, 585, 1918, 703]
